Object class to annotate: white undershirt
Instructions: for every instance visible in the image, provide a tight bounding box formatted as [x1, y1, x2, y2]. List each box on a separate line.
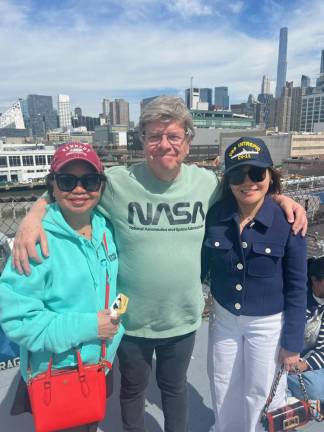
[313, 293, 324, 305]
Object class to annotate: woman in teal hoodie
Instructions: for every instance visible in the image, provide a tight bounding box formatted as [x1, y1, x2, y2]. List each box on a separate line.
[0, 142, 124, 432]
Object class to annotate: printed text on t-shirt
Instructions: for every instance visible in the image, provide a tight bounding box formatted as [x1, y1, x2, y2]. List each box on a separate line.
[128, 201, 205, 226]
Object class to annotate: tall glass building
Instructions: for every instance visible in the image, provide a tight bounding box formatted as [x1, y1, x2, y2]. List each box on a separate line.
[300, 88, 324, 132]
[275, 27, 288, 98]
[214, 87, 229, 110]
[27, 94, 57, 137]
[58, 94, 72, 129]
[261, 75, 271, 95]
[316, 50, 324, 88]
[301, 75, 311, 88]
[109, 99, 129, 126]
[199, 88, 212, 108]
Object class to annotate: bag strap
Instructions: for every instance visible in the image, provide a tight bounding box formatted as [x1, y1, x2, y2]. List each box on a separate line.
[101, 232, 111, 365]
[261, 364, 310, 419]
[27, 232, 112, 380]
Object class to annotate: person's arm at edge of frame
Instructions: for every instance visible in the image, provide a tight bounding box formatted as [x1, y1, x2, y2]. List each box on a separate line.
[279, 230, 308, 371]
[300, 313, 324, 372]
[12, 196, 49, 275]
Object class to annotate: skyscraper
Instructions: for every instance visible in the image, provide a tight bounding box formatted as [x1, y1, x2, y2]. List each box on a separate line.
[27, 94, 57, 137]
[199, 88, 212, 108]
[185, 88, 200, 109]
[276, 82, 302, 132]
[75, 107, 82, 118]
[109, 99, 129, 126]
[58, 94, 72, 129]
[261, 75, 271, 95]
[275, 27, 288, 98]
[301, 75, 311, 88]
[300, 87, 324, 132]
[316, 49, 324, 88]
[19, 98, 30, 128]
[102, 99, 110, 117]
[257, 94, 273, 128]
[258, 76, 272, 127]
[214, 87, 229, 110]
[0, 100, 25, 129]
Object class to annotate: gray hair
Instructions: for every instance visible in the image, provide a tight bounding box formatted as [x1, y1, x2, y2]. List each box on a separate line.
[139, 96, 195, 142]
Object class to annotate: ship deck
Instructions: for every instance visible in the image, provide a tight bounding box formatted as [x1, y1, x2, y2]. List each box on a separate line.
[1, 321, 322, 431]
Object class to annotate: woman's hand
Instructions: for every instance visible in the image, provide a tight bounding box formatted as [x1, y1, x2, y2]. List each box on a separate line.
[98, 309, 119, 340]
[289, 359, 309, 374]
[279, 347, 300, 372]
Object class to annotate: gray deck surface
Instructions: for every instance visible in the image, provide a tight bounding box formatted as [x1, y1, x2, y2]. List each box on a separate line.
[0, 321, 322, 431]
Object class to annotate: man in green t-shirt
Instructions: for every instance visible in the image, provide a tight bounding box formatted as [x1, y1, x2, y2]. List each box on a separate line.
[13, 97, 307, 432]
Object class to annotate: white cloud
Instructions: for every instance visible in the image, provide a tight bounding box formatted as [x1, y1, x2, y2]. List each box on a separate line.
[0, 0, 30, 26]
[167, 0, 213, 18]
[227, 1, 244, 15]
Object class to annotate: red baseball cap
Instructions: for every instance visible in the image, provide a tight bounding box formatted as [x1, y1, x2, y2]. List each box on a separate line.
[51, 142, 103, 173]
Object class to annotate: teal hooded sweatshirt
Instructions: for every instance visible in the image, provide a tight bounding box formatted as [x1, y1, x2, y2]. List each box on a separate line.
[0, 203, 124, 380]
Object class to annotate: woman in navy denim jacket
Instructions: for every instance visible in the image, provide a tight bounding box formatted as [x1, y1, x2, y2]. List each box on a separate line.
[201, 137, 308, 432]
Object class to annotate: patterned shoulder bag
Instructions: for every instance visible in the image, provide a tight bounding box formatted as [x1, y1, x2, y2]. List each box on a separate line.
[261, 365, 322, 431]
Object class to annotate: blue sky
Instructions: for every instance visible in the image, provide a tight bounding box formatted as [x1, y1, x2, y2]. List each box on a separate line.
[1, 0, 324, 122]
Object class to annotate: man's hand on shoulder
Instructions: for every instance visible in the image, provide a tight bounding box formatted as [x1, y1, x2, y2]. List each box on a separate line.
[273, 194, 308, 236]
[12, 198, 49, 275]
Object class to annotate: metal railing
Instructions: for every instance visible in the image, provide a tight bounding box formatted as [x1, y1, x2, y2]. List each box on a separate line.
[1, 189, 324, 274]
[0, 197, 37, 238]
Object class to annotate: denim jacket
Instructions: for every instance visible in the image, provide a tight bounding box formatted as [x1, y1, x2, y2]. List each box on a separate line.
[201, 196, 307, 352]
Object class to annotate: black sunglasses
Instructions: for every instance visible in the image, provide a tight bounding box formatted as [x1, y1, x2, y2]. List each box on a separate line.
[227, 166, 267, 185]
[54, 173, 105, 192]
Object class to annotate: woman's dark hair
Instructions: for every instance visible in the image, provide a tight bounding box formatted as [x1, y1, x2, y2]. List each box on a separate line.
[46, 172, 55, 202]
[308, 256, 324, 282]
[219, 167, 282, 202]
[45, 171, 107, 202]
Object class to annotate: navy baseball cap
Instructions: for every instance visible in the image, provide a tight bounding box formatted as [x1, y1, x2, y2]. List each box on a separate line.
[224, 137, 273, 174]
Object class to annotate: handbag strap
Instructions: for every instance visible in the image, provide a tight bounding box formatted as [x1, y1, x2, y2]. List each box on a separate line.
[261, 364, 310, 418]
[27, 232, 112, 380]
[101, 232, 111, 363]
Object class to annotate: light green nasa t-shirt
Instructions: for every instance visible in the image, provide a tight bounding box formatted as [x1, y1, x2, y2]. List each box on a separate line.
[99, 162, 219, 338]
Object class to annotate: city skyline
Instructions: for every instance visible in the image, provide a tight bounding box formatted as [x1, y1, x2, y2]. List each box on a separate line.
[1, 0, 324, 122]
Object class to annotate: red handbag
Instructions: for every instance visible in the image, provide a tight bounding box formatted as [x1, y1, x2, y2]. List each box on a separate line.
[27, 233, 112, 432]
[27, 351, 111, 432]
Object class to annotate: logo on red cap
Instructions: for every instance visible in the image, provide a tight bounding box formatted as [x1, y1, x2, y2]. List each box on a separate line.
[51, 142, 103, 173]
